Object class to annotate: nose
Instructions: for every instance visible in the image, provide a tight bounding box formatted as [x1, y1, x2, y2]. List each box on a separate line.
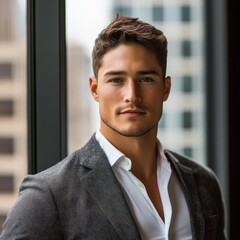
[124, 80, 142, 104]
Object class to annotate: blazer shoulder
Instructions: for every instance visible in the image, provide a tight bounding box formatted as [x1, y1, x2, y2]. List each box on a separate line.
[32, 134, 102, 181]
[165, 149, 213, 173]
[20, 133, 110, 197]
[164, 149, 220, 185]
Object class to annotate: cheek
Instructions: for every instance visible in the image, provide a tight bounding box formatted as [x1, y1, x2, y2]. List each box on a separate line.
[98, 89, 120, 109]
[144, 89, 163, 104]
[144, 91, 164, 117]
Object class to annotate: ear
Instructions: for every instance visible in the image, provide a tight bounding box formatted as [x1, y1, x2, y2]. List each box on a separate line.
[89, 76, 99, 102]
[163, 76, 171, 101]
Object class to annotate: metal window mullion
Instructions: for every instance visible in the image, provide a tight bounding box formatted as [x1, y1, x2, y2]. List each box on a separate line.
[27, 0, 67, 174]
[205, 0, 228, 237]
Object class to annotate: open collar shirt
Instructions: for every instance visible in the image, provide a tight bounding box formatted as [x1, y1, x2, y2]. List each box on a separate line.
[96, 130, 192, 240]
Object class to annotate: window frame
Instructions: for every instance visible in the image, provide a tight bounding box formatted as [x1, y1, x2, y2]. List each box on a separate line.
[204, 0, 229, 237]
[27, 0, 67, 173]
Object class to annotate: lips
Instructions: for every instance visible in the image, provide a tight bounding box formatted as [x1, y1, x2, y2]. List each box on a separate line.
[122, 109, 144, 113]
[120, 108, 146, 115]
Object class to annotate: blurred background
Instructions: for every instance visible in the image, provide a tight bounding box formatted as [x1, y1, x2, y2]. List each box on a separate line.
[0, 0, 239, 238]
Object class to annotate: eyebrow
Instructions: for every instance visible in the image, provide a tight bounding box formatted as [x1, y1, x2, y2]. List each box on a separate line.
[103, 70, 161, 77]
[103, 71, 126, 77]
[136, 70, 161, 76]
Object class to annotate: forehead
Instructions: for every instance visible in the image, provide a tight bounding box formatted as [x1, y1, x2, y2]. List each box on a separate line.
[99, 43, 162, 75]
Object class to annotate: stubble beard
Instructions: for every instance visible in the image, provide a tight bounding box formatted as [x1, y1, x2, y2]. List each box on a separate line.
[100, 115, 159, 138]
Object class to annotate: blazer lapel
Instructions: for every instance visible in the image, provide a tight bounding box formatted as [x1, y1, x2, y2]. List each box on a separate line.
[79, 135, 141, 240]
[165, 151, 205, 240]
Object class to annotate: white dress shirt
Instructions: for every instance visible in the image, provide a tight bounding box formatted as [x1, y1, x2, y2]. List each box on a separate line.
[96, 130, 192, 240]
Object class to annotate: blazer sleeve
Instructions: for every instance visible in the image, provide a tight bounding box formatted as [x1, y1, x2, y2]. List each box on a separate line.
[195, 164, 226, 239]
[0, 175, 63, 240]
[210, 170, 226, 240]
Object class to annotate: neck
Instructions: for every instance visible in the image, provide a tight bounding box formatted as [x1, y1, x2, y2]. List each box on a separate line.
[100, 127, 159, 181]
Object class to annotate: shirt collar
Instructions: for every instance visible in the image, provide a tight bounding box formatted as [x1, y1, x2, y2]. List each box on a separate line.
[95, 130, 170, 170]
[95, 130, 124, 167]
[156, 139, 171, 169]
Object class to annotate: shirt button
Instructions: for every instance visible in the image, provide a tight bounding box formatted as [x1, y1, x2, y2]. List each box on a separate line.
[124, 159, 129, 166]
[137, 181, 144, 188]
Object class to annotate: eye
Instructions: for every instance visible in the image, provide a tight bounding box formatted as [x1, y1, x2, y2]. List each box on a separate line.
[107, 78, 124, 85]
[139, 77, 154, 84]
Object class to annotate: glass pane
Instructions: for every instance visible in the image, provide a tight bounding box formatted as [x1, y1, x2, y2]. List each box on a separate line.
[0, 0, 27, 232]
[66, 0, 113, 152]
[66, 0, 206, 165]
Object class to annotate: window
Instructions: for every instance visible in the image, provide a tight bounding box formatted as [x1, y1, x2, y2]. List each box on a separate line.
[0, 137, 14, 154]
[182, 111, 193, 129]
[115, 7, 132, 16]
[182, 75, 193, 93]
[0, 175, 14, 193]
[181, 5, 191, 22]
[0, 99, 14, 116]
[153, 6, 164, 22]
[181, 40, 192, 57]
[0, 63, 13, 79]
[183, 147, 193, 157]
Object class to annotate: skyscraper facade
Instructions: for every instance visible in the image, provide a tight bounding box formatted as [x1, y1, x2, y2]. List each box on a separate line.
[0, 0, 27, 231]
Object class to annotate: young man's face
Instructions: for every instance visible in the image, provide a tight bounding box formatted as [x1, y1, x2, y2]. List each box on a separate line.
[90, 43, 171, 138]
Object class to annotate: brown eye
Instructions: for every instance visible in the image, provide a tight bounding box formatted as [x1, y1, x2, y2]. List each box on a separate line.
[108, 78, 124, 85]
[139, 77, 154, 84]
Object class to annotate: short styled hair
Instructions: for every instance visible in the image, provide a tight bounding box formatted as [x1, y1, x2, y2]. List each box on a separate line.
[92, 16, 168, 78]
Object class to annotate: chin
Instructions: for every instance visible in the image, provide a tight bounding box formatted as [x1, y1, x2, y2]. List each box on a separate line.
[113, 127, 154, 137]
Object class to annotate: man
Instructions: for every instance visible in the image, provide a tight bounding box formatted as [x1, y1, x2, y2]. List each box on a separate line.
[0, 16, 226, 239]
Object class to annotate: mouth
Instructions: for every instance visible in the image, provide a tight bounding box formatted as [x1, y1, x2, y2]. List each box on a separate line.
[120, 108, 146, 116]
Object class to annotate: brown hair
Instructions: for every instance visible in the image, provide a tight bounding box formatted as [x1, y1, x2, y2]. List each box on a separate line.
[92, 16, 168, 78]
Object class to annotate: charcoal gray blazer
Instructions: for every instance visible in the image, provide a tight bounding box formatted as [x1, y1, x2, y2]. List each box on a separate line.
[0, 134, 226, 240]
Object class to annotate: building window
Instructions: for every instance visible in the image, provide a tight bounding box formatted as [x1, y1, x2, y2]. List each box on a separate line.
[181, 40, 192, 57]
[153, 6, 164, 22]
[183, 147, 193, 157]
[114, 7, 132, 16]
[0, 137, 14, 154]
[0, 99, 14, 116]
[0, 175, 14, 192]
[182, 75, 193, 93]
[0, 63, 13, 80]
[181, 5, 191, 22]
[182, 111, 193, 129]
